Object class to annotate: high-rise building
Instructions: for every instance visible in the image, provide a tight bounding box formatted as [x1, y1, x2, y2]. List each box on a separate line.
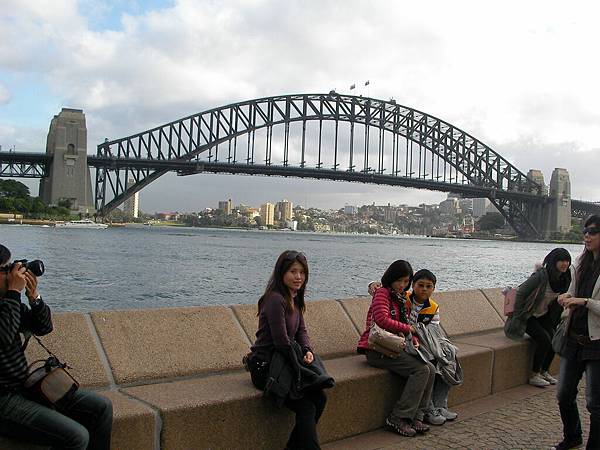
[123, 179, 139, 219]
[276, 199, 293, 221]
[344, 205, 358, 215]
[260, 203, 275, 226]
[458, 198, 473, 215]
[218, 199, 232, 215]
[472, 198, 489, 218]
[439, 198, 458, 215]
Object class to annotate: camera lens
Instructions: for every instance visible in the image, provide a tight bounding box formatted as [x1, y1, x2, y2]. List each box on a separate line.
[26, 260, 45, 277]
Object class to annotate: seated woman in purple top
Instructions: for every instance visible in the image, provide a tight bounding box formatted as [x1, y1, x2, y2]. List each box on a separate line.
[248, 250, 326, 450]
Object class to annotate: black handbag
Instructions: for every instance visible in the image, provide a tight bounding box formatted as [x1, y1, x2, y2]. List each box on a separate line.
[22, 334, 79, 407]
[243, 352, 270, 391]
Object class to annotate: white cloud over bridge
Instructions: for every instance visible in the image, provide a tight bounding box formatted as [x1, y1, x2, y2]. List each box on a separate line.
[1, 0, 599, 211]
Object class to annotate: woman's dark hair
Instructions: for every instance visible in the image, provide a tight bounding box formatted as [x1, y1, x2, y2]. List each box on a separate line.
[0, 244, 10, 267]
[543, 247, 571, 294]
[577, 214, 600, 285]
[381, 260, 413, 291]
[257, 250, 309, 315]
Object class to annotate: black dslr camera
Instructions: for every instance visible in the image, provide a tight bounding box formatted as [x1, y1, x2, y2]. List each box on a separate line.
[0, 259, 45, 277]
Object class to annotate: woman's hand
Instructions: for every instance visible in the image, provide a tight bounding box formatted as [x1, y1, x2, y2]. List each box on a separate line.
[303, 351, 314, 364]
[562, 297, 588, 309]
[409, 325, 417, 334]
[368, 281, 382, 296]
[558, 293, 573, 307]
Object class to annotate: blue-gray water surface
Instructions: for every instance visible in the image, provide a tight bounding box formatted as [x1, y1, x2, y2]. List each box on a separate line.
[0, 224, 583, 312]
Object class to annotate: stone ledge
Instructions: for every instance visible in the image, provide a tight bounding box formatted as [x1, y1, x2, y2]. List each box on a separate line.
[454, 330, 534, 393]
[1, 289, 551, 450]
[90, 306, 251, 384]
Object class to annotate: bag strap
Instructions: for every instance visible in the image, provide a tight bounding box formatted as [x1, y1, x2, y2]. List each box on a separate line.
[21, 331, 54, 356]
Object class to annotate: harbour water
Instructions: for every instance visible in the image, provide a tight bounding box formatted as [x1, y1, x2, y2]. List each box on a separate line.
[0, 224, 583, 312]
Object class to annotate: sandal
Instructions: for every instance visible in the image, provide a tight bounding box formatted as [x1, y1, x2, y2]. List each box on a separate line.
[385, 417, 417, 437]
[412, 419, 430, 434]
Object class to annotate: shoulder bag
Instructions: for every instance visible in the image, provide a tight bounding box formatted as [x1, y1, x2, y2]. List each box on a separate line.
[22, 334, 79, 407]
[367, 301, 406, 358]
[503, 283, 542, 317]
[552, 311, 571, 355]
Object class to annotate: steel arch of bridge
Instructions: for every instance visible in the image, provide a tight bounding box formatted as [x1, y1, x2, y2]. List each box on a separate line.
[95, 93, 546, 236]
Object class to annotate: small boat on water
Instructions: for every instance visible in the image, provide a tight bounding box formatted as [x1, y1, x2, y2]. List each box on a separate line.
[54, 219, 109, 229]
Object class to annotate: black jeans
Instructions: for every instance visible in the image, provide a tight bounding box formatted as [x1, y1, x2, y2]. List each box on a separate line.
[284, 390, 327, 450]
[249, 356, 327, 450]
[0, 389, 113, 450]
[526, 302, 562, 373]
[556, 350, 600, 449]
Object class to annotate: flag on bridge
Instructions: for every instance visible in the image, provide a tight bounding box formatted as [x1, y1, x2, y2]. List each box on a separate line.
[350, 84, 356, 90]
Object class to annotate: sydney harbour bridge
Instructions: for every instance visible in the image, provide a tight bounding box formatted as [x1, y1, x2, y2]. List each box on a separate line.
[1, 93, 598, 238]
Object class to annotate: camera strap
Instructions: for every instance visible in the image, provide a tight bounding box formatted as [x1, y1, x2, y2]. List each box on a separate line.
[21, 332, 63, 362]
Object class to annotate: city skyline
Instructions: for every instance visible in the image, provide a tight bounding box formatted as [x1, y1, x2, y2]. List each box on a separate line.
[1, 1, 599, 212]
[157, 192, 486, 216]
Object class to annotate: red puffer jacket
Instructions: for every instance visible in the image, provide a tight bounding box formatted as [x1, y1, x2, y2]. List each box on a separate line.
[356, 287, 414, 353]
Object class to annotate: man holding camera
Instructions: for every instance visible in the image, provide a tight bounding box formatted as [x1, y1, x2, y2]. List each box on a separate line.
[0, 244, 113, 450]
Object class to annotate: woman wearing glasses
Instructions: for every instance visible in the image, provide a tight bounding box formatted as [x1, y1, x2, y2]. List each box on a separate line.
[247, 250, 329, 450]
[555, 215, 600, 450]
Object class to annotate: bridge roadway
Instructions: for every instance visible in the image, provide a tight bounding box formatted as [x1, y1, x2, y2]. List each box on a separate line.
[1, 151, 599, 218]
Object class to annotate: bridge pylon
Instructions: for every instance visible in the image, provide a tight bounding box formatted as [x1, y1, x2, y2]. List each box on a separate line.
[523, 168, 572, 238]
[39, 108, 94, 214]
[547, 168, 571, 235]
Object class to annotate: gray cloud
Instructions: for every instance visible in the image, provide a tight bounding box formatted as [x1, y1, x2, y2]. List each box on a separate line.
[1, 0, 599, 210]
[0, 83, 9, 105]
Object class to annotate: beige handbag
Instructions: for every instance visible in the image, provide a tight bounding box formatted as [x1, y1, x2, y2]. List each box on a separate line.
[24, 357, 79, 406]
[368, 321, 406, 358]
[22, 335, 79, 407]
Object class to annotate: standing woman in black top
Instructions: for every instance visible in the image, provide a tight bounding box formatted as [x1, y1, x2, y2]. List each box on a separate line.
[555, 215, 600, 450]
[248, 250, 326, 450]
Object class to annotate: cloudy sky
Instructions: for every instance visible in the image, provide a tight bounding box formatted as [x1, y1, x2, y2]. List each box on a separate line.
[1, 0, 599, 212]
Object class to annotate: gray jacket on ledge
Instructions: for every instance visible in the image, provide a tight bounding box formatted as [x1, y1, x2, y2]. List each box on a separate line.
[504, 268, 551, 340]
[415, 322, 463, 386]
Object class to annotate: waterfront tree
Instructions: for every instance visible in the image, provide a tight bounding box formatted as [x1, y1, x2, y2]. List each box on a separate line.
[476, 212, 505, 231]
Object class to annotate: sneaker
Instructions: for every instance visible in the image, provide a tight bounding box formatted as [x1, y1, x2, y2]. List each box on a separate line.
[553, 436, 583, 449]
[423, 410, 446, 425]
[385, 416, 416, 437]
[529, 373, 550, 387]
[411, 419, 430, 434]
[541, 371, 558, 385]
[438, 407, 458, 421]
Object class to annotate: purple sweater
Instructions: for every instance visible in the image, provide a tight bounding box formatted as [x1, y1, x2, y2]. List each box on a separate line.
[251, 291, 312, 356]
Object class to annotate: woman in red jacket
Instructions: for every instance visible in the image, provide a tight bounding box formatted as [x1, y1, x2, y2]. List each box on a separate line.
[357, 260, 436, 437]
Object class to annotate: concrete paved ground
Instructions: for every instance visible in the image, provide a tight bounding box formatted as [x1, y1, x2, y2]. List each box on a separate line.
[324, 384, 590, 450]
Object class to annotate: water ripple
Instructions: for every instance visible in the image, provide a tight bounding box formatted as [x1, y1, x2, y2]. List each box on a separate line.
[0, 224, 583, 312]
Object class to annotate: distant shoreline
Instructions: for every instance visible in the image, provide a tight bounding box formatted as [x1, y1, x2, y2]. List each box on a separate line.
[0, 219, 582, 245]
